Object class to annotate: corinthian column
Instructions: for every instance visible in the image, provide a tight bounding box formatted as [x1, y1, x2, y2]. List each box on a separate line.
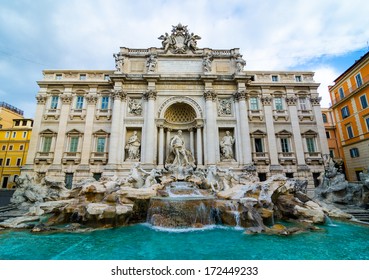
[108, 90, 125, 165]
[25, 94, 47, 165]
[143, 89, 157, 164]
[80, 94, 97, 165]
[52, 93, 72, 165]
[234, 90, 252, 164]
[204, 90, 216, 165]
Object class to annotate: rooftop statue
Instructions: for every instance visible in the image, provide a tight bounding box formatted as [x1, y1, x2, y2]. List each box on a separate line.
[158, 23, 201, 54]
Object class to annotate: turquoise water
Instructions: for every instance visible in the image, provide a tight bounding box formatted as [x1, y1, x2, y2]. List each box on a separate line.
[1, 221, 369, 260]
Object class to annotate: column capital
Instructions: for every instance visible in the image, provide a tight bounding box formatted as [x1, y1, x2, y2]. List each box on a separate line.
[233, 90, 246, 101]
[60, 94, 73, 104]
[86, 95, 98, 105]
[143, 89, 157, 100]
[203, 90, 216, 101]
[285, 96, 297, 106]
[310, 97, 321, 106]
[36, 94, 47, 104]
[261, 96, 272, 106]
[111, 89, 127, 101]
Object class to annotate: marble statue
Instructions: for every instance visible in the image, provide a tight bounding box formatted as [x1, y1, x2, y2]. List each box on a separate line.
[146, 54, 157, 73]
[205, 165, 222, 193]
[220, 131, 235, 160]
[158, 32, 174, 52]
[218, 99, 232, 116]
[235, 54, 246, 73]
[125, 131, 141, 161]
[219, 167, 239, 190]
[113, 53, 124, 72]
[203, 53, 212, 73]
[126, 163, 145, 188]
[128, 99, 142, 116]
[141, 168, 161, 188]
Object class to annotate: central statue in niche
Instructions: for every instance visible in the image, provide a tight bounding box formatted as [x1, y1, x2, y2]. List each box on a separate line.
[165, 130, 196, 180]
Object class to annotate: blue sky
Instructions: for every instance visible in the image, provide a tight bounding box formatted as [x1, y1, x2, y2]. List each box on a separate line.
[1, 0, 369, 117]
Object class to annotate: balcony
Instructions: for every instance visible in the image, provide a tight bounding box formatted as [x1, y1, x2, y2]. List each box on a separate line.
[248, 110, 264, 121]
[332, 73, 369, 106]
[297, 109, 314, 121]
[252, 152, 270, 165]
[304, 152, 323, 164]
[95, 109, 112, 120]
[62, 152, 81, 164]
[69, 109, 86, 120]
[278, 152, 296, 165]
[89, 152, 108, 164]
[43, 109, 60, 120]
[34, 152, 54, 164]
[273, 109, 289, 121]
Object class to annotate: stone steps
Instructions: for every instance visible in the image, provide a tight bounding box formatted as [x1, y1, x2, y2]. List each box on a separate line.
[345, 209, 369, 223]
[0, 205, 23, 222]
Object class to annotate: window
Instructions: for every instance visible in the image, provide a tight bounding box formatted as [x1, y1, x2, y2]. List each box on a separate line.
[12, 132, 16, 138]
[93, 173, 102, 181]
[5, 158, 10, 166]
[271, 75, 278, 82]
[65, 173, 74, 189]
[104, 74, 110, 81]
[75, 96, 84, 109]
[325, 131, 330, 139]
[339, 87, 344, 99]
[360, 94, 368, 109]
[329, 149, 335, 158]
[295, 75, 302, 82]
[346, 124, 354, 139]
[42, 137, 52, 152]
[355, 73, 363, 87]
[20, 145, 24, 151]
[0, 158, 3, 166]
[280, 138, 290, 153]
[2, 145, 6, 151]
[69, 137, 79, 152]
[50, 96, 59, 109]
[22, 120, 27, 126]
[254, 138, 263, 153]
[286, 172, 294, 178]
[22, 131, 27, 138]
[16, 158, 22, 166]
[96, 137, 106, 153]
[322, 113, 328, 123]
[365, 116, 369, 131]
[9, 145, 13, 151]
[55, 74, 62, 80]
[274, 97, 283, 110]
[5, 132, 10, 138]
[299, 97, 309, 110]
[79, 74, 87, 80]
[350, 148, 360, 158]
[249, 97, 259, 110]
[341, 106, 350, 119]
[14, 120, 20, 126]
[101, 96, 109, 110]
[306, 138, 316, 153]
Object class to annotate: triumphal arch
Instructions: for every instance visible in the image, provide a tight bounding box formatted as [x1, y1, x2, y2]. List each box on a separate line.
[23, 24, 328, 194]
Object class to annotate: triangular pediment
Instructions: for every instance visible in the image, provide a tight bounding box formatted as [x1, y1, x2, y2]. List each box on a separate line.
[276, 129, 292, 137]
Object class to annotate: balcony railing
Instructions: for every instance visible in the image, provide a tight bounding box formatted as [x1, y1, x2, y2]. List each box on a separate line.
[34, 152, 54, 164]
[62, 152, 81, 164]
[278, 152, 296, 164]
[332, 73, 369, 105]
[95, 109, 112, 120]
[90, 152, 108, 164]
[43, 108, 61, 120]
[252, 152, 270, 164]
[304, 152, 323, 164]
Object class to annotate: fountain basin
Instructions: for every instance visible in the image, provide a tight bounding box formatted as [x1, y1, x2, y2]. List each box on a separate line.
[147, 197, 216, 228]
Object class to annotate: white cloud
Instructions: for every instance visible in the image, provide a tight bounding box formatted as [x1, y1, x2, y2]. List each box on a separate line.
[313, 66, 340, 108]
[1, 0, 369, 116]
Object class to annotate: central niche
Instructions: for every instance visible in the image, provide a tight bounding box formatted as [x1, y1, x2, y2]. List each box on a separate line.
[164, 103, 196, 126]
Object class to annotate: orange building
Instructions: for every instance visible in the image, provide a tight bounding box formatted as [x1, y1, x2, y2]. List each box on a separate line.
[321, 108, 343, 162]
[329, 51, 369, 181]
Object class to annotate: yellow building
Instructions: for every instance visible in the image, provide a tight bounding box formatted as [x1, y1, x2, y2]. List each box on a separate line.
[321, 108, 343, 161]
[329, 51, 369, 181]
[0, 118, 33, 188]
[0, 101, 24, 129]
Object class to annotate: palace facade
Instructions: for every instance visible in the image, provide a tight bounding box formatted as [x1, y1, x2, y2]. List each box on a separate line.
[22, 24, 328, 194]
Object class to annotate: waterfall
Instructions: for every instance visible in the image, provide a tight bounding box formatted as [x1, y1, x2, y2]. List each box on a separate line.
[324, 214, 336, 227]
[226, 201, 241, 228]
